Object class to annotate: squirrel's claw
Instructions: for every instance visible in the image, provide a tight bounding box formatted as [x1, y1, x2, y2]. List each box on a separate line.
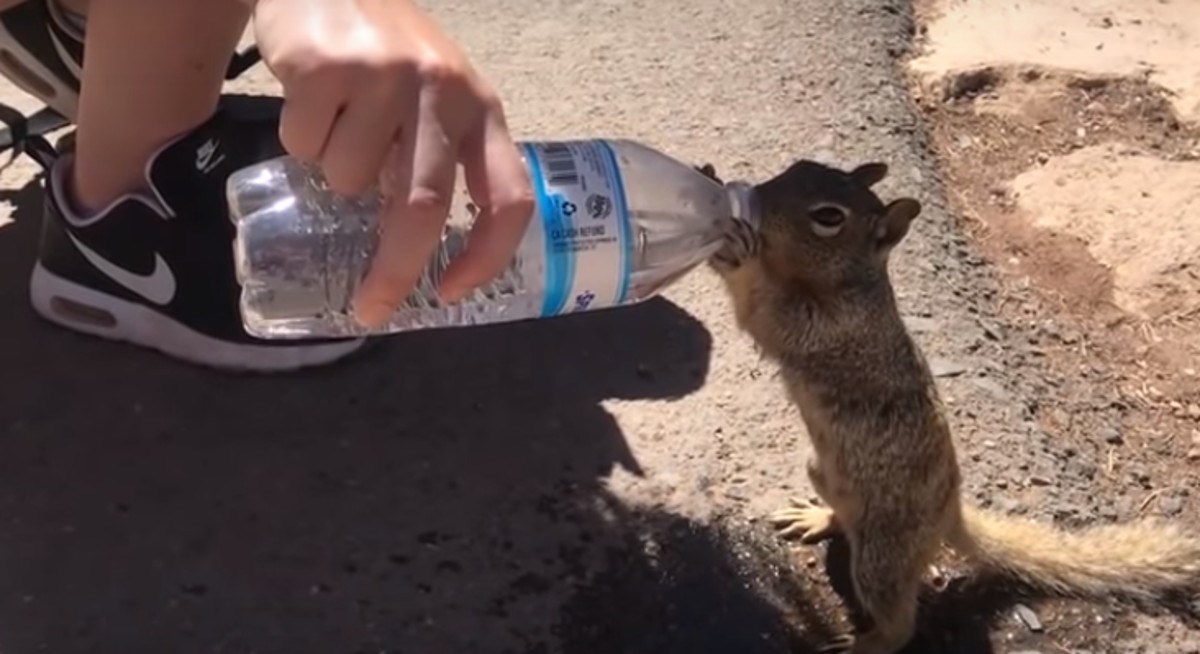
[817, 634, 855, 653]
[711, 218, 761, 272]
[768, 499, 839, 544]
[694, 162, 723, 184]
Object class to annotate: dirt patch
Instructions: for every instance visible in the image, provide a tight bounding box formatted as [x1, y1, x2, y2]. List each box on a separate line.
[1012, 143, 1200, 322]
[908, 0, 1200, 124]
[903, 0, 1200, 651]
[911, 63, 1200, 389]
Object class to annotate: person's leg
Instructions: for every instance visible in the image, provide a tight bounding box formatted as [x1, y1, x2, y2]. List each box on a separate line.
[23, 0, 366, 371]
[70, 0, 247, 209]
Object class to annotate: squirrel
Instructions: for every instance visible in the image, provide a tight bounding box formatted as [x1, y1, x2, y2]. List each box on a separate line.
[697, 159, 1200, 654]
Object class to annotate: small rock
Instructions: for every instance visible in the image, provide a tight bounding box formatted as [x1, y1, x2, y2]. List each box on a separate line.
[1010, 650, 1043, 654]
[971, 378, 1009, 400]
[1188, 404, 1200, 420]
[1014, 603, 1043, 632]
[1100, 427, 1123, 445]
[994, 496, 1021, 514]
[1160, 496, 1185, 517]
[1035, 151, 1050, 164]
[1129, 466, 1152, 487]
[1029, 475, 1052, 487]
[903, 316, 939, 334]
[930, 358, 969, 378]
[1187, 448, 1200, 462]
[1193, 431, 1200, 447]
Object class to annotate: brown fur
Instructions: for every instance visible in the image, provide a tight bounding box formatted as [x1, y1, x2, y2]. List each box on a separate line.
[702, 159, 1200, 654]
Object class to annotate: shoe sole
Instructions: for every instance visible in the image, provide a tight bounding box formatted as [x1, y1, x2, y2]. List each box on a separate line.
[30, 261, 367, 373]
[0, 21, 78, 120]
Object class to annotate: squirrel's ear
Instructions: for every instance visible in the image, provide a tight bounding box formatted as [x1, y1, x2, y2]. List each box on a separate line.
[850, 162, 889, 188]
[875, 197, 921, 251]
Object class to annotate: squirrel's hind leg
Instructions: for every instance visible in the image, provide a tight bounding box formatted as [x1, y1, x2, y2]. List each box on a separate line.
[834, 530, 933, 654]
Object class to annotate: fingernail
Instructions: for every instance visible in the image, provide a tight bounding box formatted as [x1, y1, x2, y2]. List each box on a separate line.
[438, 283, 465, 304]
[351, 296, 389, 329]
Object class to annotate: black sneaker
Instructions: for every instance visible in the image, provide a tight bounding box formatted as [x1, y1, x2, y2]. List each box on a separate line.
[0, 0, 262, 122]
[24, 94, 368, 372]
[0, 0, 83, 119]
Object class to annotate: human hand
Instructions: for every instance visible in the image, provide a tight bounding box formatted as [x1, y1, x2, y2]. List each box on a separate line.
[248, 0, 534, 328]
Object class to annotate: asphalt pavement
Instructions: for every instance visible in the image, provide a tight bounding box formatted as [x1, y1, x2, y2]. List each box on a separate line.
[0, 1, 994, 652]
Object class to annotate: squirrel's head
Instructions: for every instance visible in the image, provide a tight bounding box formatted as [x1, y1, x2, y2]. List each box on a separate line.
[753, 159, 921, 291]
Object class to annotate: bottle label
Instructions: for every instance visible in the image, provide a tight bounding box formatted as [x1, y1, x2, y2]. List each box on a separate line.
[522, 140, 632, 317]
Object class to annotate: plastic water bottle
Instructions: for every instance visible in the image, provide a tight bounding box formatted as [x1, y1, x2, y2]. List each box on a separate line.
[226, 139, 760, 339]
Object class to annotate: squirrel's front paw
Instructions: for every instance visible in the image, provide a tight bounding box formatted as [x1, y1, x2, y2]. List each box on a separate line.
[817, 634, 855, 654]
[710, 218, 760, 273]
[694, 162, 723, 184]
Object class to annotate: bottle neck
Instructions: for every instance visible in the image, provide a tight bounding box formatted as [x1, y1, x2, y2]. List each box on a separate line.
[724, 181, 761, 229]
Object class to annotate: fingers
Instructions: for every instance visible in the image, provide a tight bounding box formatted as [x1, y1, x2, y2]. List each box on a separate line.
[319, 72, 409, 195]
[439, 112, 534, 302]
[279, 64, 410, 195]
[352, 106, 459, 328]
[278, 81, 342, 163]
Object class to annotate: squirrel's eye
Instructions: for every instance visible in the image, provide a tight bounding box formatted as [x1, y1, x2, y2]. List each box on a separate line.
[809, 205, 847, 237]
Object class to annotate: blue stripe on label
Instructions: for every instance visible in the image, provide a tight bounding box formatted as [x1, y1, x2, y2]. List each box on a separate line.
[522, 143, 563, 317]
[598, 140, 633, 305]
[556, 191, 576, 315]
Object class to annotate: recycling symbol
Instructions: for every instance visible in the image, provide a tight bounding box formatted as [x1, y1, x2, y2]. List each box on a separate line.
[561, 201, 578, 217]
[574, 290, 595, 311]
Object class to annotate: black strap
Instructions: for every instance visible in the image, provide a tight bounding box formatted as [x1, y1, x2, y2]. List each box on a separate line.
[225, 45, 262, 80]
[0, 103, 63, 172]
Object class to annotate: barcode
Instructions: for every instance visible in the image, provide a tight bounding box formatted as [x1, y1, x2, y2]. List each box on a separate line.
[541, 143, 579, 186]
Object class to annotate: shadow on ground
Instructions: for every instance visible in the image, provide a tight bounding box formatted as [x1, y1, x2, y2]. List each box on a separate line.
[0, 171, 838, 653]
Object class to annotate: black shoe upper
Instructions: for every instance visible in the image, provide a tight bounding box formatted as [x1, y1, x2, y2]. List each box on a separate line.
[37, 94, 351, 346]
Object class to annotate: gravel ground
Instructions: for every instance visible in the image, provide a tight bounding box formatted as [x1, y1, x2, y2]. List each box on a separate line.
[0, 1, 1195, 653]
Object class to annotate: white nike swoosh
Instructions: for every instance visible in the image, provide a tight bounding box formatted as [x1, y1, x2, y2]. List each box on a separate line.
[67, 231, 177, 306]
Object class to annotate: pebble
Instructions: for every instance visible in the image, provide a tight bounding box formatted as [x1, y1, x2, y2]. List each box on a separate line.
[1129, 467, 1152, 487]
[1160, 496, 1184, 517]
[930, 358, 969, 378]
[1100, 427, 1123, 445]
[1187, 448, 1200, 462]
[903, 316, 940, 334]
[994, 497, 1022, 514]
[1029, 475, 1052, 487]
[1189, 404, 1200, 420]
[971, 378, 1009, 400]
[979, 320, 1003, 340]
[1014, 603, 1043, 632]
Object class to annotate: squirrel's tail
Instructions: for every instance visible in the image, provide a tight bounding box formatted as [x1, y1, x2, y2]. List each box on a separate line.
[950, 503, 1200, 602]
